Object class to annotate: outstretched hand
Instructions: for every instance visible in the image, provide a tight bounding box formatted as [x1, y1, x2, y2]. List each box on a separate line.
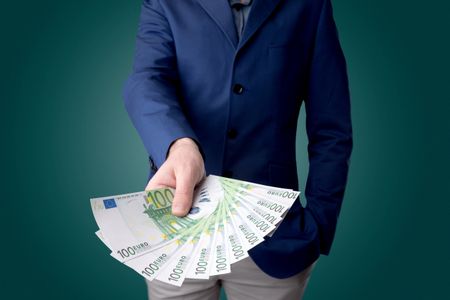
[145, 138, 206, 217]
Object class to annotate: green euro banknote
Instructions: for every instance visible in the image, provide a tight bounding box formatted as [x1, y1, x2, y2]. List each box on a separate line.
[91, 175, 300, 286]
[91, 176, 223, 262]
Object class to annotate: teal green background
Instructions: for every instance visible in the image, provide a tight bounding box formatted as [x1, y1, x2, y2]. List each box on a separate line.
[2, 0, 449, 299]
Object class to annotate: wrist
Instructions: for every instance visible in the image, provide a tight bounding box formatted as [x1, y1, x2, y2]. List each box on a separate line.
[168, 138, 200, 156]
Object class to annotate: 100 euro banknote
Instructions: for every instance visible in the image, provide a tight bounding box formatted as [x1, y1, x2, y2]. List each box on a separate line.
[91, 175, 300, 286]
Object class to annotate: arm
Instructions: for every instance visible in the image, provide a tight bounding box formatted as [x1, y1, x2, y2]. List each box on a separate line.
[122, 0, 205, 216]
[122, 0, 200, 169]
[303, 0, 353, 255]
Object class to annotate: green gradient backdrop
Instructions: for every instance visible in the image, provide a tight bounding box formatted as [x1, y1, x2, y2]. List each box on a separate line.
[2, 0, 449, 299]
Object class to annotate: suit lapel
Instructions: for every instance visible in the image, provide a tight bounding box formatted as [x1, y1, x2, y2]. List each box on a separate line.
[196, 0, 239, 49]
[196, 0, 282, 52]
[238, 0, 282, 50]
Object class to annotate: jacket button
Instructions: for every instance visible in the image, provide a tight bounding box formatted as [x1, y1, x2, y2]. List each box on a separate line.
[233, 84, 244, 94]
[222, 170, 233, 178]
[227, 129, 238, 139]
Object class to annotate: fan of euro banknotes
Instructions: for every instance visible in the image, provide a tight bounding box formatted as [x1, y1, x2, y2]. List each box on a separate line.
[91, 175, 300, 287]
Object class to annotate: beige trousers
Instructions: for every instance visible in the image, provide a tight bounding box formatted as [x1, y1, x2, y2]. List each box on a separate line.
[146, 256, 317, 300]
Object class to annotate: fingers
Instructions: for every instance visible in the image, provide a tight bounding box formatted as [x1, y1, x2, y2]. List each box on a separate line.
[145, 139, 205, 217]
[144, 166, 196, 217]
[145, 167, 175, 191]
[171, 175, 195, 217]
[145, 177, 167, 191]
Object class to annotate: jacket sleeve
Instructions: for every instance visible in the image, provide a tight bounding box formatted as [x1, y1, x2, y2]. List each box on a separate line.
[303, 0, 353, 255]
[122, 0, 200, 169]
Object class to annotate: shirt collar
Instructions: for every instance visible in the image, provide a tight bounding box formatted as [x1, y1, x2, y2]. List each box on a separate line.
[229, 0, 252, 8]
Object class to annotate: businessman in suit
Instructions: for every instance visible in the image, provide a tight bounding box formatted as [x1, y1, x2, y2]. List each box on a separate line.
[123, 0, 352, 299]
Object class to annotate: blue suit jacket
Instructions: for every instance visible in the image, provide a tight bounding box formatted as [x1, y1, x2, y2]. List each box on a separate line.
[123, 0, 352, 278]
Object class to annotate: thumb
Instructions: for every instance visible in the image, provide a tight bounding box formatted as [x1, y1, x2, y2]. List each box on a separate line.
[171, 176, 195, 217]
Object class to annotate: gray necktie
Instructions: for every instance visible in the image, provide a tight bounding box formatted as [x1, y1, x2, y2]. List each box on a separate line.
[230, 0, 252, 40]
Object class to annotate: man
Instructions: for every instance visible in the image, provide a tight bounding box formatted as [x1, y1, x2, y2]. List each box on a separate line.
[123, 0, 352, 299]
